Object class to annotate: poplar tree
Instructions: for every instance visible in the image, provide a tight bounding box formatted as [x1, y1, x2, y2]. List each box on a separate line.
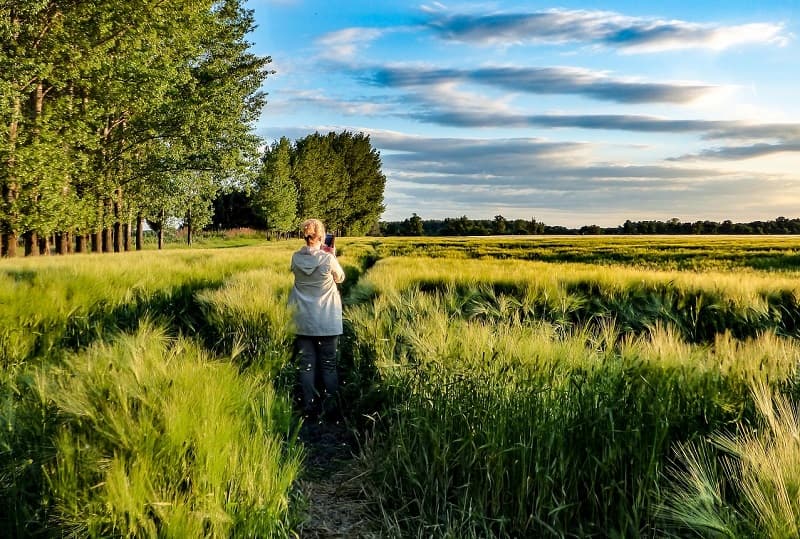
[1, 1, 271, 255]
[328, 131, 385, 235]
[292, 133, 349, 233]
[254, 137, 297, 237]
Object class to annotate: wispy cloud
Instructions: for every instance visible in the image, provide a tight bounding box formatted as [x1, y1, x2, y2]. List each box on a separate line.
[369, 130, 722, 186]
[269, 90, 391, 116]
[376, 82, 800, 141]
[425, 8, 790, 53]
[672, 142, 800, 161]
[364, 64, 713, 104]
[316, 27, 387, 60]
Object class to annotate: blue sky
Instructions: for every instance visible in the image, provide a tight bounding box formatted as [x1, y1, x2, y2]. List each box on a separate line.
[251, 0, 799, 227]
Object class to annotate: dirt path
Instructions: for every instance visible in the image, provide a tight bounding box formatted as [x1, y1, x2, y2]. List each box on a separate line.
[295, 421, 381, 538]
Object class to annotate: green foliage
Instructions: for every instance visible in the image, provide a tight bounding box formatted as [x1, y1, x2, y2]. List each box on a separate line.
[328, 131, 386, 235]
[292, 132, 349, 230]
[1, 0, 272, 254]
[254, 137, 298, 234]
[254, 131, 386, 236]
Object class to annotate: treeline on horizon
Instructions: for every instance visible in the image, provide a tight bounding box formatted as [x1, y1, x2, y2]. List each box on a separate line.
[378, 214, 800, 236]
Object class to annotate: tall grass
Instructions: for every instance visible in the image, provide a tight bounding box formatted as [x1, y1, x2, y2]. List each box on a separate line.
[4, 236, 800, 537]
[664, 381, 800, 538]
[0, 242, 310, 537]
[347, 256, 800, 537]
[197, 269, 296, 378]
[0, 244, 300, 367]
[349, 256, 800, 342]
[2, 323, 301, 537]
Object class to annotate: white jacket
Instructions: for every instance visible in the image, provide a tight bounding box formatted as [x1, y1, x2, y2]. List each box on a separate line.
[289, 245, 345, 336]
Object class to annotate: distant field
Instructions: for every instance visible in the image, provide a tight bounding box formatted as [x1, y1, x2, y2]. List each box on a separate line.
[2, 236, 800, 537]
[363, 234, 800, 270]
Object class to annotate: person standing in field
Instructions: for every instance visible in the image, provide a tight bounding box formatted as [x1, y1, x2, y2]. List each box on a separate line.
[289, 218, 345, 420]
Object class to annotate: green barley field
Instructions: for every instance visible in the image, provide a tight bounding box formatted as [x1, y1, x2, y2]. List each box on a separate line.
[3, 235, 800, 537]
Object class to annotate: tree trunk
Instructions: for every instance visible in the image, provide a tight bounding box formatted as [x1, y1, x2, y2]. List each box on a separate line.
[136, 213, 143, 250]
[2, 232, 18, 257]
[92, 197, 103, 252]
[157, 209, 165, 250]
[24, 231, 39, 256]
[186, 208, 193, 246]
[113, 188, 122, 252]
[39, 235, 50, 256]
[123, 222, 131, 251]
[2, 95, 21, 258]
[102, 197, 113, 252]
[76, 234, 86, 253]
[55, 233, 66, 254]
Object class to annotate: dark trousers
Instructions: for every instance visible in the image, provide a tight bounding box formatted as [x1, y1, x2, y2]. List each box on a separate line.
[295, 335, 339, 413]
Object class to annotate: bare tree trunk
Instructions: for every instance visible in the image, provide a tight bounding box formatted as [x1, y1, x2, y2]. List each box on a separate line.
[186, 208, 193, 246]
[157, 208, 165, 250]
[113, 188, 122, 252]
[55, 233, 66, 254]
[24, 231, 39, 256]
[76, 234, 86, 253]
[102, 228, 111, 252]
[2, 94, 21, 258]
[39, 235, 50, 256]
[2, 232, 18, 257]
[136, 213, 143, 250]
[123, 222, 131, 251]
[92, 197, 103, 252]
[102, 199, 112, 252]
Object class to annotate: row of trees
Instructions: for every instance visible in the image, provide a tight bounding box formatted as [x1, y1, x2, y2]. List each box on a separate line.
[1, 0, 271, 256]
[383, 215, 800, 236]
[383, 215, 550, 236]
[252, 131, 386, 237]
[618, 217, 800, 235]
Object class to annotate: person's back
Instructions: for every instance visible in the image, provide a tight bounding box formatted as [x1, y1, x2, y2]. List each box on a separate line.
[289, 244, 344, 336]
[288, 218, 345, 420]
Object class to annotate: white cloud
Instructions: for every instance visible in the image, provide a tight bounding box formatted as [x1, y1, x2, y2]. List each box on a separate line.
[316, 27, 387, 60]
[426, 8, 791, 53]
